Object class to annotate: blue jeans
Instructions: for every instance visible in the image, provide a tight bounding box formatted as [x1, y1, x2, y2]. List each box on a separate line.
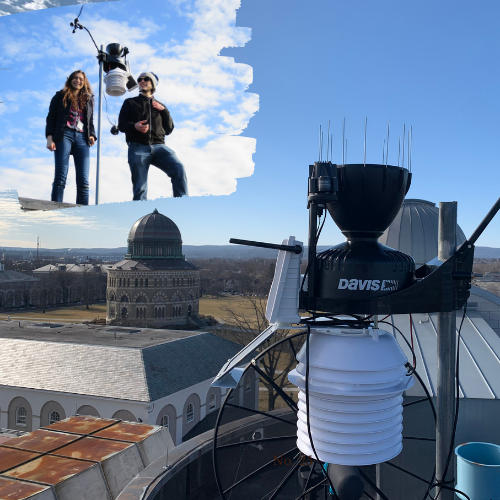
[51, 129, 90, 205]
[127, 142, 188, 200]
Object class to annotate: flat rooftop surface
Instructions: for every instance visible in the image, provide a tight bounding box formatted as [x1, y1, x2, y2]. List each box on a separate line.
[0, 320, 202, 348]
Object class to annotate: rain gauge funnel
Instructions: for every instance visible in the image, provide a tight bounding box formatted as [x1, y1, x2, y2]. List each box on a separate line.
[304, 164, 416, 313]
[455, 442, 500, 500]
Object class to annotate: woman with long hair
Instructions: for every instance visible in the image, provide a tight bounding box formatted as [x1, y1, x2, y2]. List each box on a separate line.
[46, 70, 96, 205]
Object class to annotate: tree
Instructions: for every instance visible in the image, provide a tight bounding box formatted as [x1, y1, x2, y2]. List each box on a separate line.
[219, 295, 301, 412]
[79, 266, 101, 309]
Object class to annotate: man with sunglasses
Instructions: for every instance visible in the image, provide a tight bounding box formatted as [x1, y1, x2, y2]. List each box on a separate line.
[118, 72, 188, 200]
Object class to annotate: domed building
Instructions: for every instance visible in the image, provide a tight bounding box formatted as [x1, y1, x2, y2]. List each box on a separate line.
[106, 210, 200, 327]
[379, 199, 467, 267]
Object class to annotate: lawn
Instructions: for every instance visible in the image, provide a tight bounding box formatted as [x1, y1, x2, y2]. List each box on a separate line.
[0, 304, 108, 323]
[199, 295, 266, 325]
[0, 296, 263, 325]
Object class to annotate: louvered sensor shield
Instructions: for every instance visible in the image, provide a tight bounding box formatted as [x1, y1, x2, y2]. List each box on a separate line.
[288, 326, 414, 465]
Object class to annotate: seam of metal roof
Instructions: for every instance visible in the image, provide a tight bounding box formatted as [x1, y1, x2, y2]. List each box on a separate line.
[457, 318, 496, 399]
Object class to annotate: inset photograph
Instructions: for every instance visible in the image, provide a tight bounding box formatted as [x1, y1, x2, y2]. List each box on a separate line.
[0, 0, 258, 207]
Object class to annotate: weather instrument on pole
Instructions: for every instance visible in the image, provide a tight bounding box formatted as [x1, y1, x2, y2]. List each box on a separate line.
[69, 7, 139, 204]
[211, 146, 500, 498]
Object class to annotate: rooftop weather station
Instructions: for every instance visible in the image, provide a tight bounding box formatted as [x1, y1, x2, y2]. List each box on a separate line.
[210, 130, 500, 500]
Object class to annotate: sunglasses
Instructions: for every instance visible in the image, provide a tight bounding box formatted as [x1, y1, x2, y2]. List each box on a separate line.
[138, 76, 152, 83]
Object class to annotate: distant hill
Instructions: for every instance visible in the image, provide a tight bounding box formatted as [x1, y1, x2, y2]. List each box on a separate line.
[474, 247, 500, 259]
[2, 245, 500, 260]
[1, 245, 333, 260]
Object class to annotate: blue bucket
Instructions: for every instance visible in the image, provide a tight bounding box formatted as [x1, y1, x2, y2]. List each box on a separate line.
[455, 442, 500, 500]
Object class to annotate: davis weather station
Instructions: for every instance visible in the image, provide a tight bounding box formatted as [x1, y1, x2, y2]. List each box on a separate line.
[210, 131, 500, 500]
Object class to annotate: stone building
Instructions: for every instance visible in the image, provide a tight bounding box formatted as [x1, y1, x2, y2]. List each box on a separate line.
[0, 263, 40, 309]
[106, 210, 200, 327]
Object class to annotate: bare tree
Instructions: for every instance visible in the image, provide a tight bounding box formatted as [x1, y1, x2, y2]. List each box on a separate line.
[79, 266, 101, 309]
[219, 295, 300, 411]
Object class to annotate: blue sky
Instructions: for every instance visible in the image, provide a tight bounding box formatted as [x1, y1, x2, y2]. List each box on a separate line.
[1, 0, 500, 250]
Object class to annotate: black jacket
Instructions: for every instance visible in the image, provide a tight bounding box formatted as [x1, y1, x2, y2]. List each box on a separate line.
[45, 91, 96, 145]
[118, 94, 174, 145]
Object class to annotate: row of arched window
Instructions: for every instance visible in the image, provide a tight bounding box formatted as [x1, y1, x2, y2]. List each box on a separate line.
[128, 244, 181, 257]
[114, 292, 196, 303]
[154, 306, 166, 318]
[15, 407, 60, 426]
[136, 307, 147, 319]
[109, 276, 197, 289]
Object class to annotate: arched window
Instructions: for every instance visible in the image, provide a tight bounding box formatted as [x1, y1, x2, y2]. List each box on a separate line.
[209, 394, 216, 412]
[186, 403, 194, 423]
[49, 411, 60, 424]
[16, 407, 27, 426]
[119, 278, 122, 287]
[122, 307, 127, 319]
[160, 415, 169, 429]
[140, 279, 143, 288]
[162, 307, 165, 318]
[135, 278, 138, 288]
[145, 278, 148, 288]
[127, 278, 130, 287]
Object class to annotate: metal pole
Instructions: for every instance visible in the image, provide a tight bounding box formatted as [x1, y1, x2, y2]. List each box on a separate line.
[376, 463, 381, 500]
[436, 201, 457, 500]
[95, 45, 104, 205]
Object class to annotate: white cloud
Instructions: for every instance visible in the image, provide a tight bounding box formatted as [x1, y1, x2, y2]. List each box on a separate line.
[0, 0, 258, 203]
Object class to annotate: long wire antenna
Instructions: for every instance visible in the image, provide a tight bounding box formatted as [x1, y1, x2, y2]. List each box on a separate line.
[385, 120, 390, 167]
[342, 118, 345, 165]
[318, 125, 322, 161]
[382, 140, 385, 164]
[330, 133, 333, 163]
[402, 124, 406, 168]
[408, 130, 410, 172]
[345, 139, 347, 164]
[398, 137, 401, 167]
[410, 126, 413, 172]
[364, 117, 367, 167]
[327, 121, 330, 162]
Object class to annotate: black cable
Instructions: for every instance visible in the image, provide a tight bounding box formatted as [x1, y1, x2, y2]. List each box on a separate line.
[304, 322, 340, 499]
[102, 92, 119, 128]
[378, 319, 417, 373]
[300, 210, 326, 297]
